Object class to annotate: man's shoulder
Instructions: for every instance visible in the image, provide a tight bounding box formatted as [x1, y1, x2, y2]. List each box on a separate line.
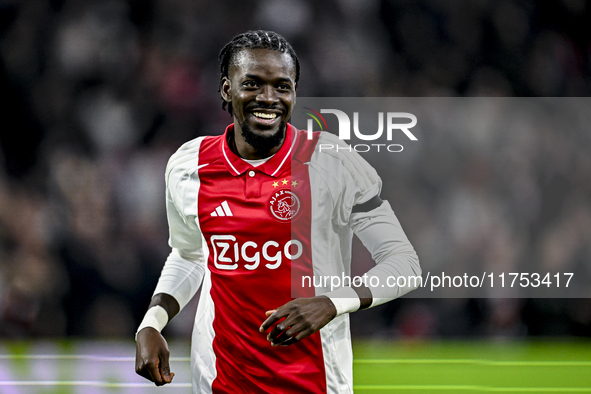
[291, 128, 340, 145]
[165, 134, 223, 186]
[309, 131, 371, 167]
[166, 136, 205, 172]
[314, 130, 354, 152]
[291, 128, 353, 162]
[306, 131, 381, 192]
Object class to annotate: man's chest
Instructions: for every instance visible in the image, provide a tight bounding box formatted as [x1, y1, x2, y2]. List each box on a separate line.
[195, 161, 313, 276]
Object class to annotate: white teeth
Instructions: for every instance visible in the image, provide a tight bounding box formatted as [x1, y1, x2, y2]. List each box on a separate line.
[253, 112, 277, 119]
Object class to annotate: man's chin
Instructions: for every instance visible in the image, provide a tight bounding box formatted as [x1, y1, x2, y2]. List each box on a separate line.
[248, 125, 280, 137]
[240, 121, 287, 155]
[246, 116, 282, 134]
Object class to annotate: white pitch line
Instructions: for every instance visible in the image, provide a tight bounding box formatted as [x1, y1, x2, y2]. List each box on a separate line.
[0, 355, 190, 362]
[354, 359, 591, 366]
[2, 355, 589, 366]
[0, 381, 192, 388]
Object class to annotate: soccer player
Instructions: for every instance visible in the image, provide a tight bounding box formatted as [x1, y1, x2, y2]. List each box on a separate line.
[135, 30, 421, 394]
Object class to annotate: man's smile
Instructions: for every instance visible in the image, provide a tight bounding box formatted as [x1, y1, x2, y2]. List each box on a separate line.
[253, 112, 278, 119]
[250, 109, 282, 126]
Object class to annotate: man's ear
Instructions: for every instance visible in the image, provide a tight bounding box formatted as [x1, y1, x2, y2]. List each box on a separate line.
[220, 77, 231, 103]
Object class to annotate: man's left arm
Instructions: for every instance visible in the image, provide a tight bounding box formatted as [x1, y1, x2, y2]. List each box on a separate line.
[347, 196, 421, 307]
[260, 195, 421, 346]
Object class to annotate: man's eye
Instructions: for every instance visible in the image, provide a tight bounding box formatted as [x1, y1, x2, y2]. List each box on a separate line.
[243, 81, 257, 88]
[278, 84, 291, 90]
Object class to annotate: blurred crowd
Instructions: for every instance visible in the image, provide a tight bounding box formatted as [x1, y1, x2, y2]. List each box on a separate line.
[0, 0, 589, 338]
[348, 97, 591, 339]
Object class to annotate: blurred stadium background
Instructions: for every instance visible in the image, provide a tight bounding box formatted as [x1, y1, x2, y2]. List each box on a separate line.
[0, 0, 590, 392]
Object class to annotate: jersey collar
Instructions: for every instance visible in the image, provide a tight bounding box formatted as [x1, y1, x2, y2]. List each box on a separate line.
[221, 123, 297, 177]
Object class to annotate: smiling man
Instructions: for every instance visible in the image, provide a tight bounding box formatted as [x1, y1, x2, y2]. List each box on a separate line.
[135, 30, 421, 394]
[223, 47, 294, 159]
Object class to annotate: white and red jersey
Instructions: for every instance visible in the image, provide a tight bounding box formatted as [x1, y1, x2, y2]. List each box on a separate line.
[154, 124, 420, 394]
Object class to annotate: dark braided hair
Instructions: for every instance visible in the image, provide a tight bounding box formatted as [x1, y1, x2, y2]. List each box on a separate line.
[218, 30, 300, 115]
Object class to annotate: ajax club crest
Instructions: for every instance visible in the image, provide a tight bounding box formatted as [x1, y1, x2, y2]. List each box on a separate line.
[269, 189, 301, 221]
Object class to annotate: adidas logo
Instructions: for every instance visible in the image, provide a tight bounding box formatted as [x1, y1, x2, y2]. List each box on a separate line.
[210, 201, 233, 217]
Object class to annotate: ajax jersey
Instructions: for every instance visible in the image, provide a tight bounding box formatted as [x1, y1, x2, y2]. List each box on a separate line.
[155, 123, 420, 393]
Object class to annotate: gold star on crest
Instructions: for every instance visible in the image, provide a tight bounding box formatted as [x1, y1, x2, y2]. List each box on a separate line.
[281, 179, 289, 185]
[272, 181, 279, 188]
[291, 180, 298, 187]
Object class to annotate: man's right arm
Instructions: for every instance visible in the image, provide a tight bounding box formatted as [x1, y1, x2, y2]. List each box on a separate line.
[134, 248, 206, 385]
[135, 293, 180, 386]
[135, 142, 207, 386]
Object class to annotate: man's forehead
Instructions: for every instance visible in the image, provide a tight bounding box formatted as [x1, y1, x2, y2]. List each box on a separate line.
[229, 48, 296, 79]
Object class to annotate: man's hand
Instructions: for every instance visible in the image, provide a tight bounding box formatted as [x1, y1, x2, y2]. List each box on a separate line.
[259, 296, 337, 346]
[135, 327, 175, 386]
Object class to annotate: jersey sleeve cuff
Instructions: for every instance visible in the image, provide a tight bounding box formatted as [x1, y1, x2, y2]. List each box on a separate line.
[135, 305, 169, 340]
[324, 287, 361, 317]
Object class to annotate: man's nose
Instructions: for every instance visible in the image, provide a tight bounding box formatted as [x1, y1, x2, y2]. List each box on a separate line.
[256, 85, 279, 105]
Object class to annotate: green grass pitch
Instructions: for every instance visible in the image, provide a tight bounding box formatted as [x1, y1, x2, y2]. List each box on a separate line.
[1, 339, 590, 392]
[352, 340, 591, 393]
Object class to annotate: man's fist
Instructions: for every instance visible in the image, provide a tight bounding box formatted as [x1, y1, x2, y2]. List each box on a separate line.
[135, 327, 175, 386]
[259, 296, 337, 346]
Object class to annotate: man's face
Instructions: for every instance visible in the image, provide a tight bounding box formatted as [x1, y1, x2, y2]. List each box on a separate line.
[221, 48, 297, 156]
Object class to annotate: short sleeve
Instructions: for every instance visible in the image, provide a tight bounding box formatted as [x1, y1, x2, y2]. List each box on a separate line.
[165, 137, 206, 263]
